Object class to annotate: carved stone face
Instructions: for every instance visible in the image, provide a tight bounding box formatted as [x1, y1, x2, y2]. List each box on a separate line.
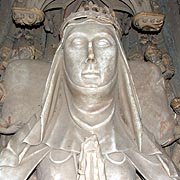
[63, 21, 118, 88]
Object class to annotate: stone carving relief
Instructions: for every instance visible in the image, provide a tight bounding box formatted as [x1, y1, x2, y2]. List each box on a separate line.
[0, 0, 179, 179]
[171, 97, 180, 116]
[12, 7, 45, 26]
[132, 12, 165, 32]
[145, 44, 175, 80]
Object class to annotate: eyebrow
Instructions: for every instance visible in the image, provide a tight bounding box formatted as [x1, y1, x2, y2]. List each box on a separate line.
[66, 31, 114, 39]
[66, 32, 87, 39]
[97, 32, 114, 39]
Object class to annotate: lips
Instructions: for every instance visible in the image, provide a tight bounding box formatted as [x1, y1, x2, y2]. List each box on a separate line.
[81, 72, 100, 79]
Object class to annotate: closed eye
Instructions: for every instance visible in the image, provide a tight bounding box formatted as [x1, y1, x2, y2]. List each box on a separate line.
[71, 37, 87, 47]
[94, 38, 112, 48]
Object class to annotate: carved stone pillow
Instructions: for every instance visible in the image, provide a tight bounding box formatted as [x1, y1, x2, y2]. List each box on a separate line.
[1, 59, 175, 145]
[2, 60, 50, 128]
[129, 60, 174, 145]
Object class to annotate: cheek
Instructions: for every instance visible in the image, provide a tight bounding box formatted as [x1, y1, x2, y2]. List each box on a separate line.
[64, 49, 73, 73]
[65, 46, 87, 63]
[102, 59, 117, 81]
[64, 47, 87, 80]
[96, 48, 117, 74]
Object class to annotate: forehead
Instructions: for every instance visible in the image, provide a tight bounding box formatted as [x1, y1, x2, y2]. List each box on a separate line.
[64, 20, 116, 39]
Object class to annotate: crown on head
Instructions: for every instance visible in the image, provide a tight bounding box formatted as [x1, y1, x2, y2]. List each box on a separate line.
[60, 1, 121, 37]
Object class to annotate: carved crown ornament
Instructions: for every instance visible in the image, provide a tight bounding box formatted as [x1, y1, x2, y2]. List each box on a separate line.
[60, 1, 122, 37]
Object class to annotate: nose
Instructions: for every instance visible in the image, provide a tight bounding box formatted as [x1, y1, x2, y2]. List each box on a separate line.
[86, 42, 96, 63]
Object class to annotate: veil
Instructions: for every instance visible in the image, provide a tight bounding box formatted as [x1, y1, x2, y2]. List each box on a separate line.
[24, 19, 143, 152]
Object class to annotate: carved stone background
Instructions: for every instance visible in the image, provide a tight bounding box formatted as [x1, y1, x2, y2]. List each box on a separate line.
[0, 0, 176, 91]
[0, 0, 180, 178]
[0, 0, 14, 45]
[159, 0, 180, 96]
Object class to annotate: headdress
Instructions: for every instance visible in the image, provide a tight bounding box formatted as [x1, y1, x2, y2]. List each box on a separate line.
[60, 1, 122, 37]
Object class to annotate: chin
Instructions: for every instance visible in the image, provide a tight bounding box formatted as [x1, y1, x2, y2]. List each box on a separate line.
[81, 78, 101, 88]
[83, 84, 99, 88]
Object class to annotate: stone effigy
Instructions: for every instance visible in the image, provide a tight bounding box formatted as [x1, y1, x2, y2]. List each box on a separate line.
[0, 2, 179, 180]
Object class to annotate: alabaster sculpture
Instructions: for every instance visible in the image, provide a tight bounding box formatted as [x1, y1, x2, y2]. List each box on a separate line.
[0, 2, 179, 180]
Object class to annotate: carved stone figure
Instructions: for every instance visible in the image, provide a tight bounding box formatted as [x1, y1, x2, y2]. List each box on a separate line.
[171, 97, 180, 115]
[0, 2, 179, 180]
[145, 44, 175, 80]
